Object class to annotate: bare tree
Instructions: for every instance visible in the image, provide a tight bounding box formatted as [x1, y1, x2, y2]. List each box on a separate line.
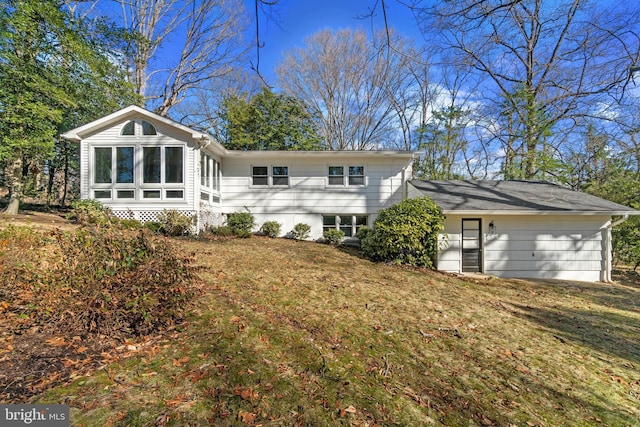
[419, 0, 640, 179]
[116, 0, 249, 115]
[277, 28, 399, 150]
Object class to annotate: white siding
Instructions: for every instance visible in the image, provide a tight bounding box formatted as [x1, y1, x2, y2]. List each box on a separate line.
[221, 155, 410, 239]
[437, 215, 610, 282]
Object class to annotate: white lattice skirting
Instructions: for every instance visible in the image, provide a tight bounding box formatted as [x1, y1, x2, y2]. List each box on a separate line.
[111, 208, 223, 232]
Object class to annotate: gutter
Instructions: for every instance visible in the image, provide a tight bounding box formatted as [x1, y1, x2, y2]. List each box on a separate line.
[603, 214, 629, 282]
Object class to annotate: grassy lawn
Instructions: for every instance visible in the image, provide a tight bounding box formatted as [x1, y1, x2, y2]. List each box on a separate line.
[23, 235, 640, 425]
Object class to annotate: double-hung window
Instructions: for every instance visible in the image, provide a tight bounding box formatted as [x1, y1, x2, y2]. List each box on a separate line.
[328, 165, 365, 186]
[328, 166, 344, 185]
[272, 166, 289, 186]
[252, 166, 269, 186]
[348, 166, 365, 186]
[252, 166, 289, 186]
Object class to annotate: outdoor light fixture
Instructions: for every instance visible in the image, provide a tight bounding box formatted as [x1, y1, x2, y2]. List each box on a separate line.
[488, 221, 495, 234]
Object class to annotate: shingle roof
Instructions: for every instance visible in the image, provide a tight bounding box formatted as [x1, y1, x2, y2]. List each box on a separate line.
[409, 180, 638, 214]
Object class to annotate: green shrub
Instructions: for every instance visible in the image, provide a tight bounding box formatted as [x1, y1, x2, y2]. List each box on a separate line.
[290, 223, 311, 240]
[157, 210, 195, 236]
[119, 219, 143, 230]
[69, 199, 112, 225]
[355, 226, 374, 242]
[323, 229, 345, 245]
[361, 197, 444, 268]
[227, 212, 255, 238]
[260, 221, 281, 238]
[144, 221, 162, 233]
[207, 225, 234, 237]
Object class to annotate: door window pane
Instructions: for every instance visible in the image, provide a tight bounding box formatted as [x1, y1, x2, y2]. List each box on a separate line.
[116, 147, 134, 183]
[165, 147, 183, 183]
[143, 147, 161, 183]
[94, 147, 112, 183]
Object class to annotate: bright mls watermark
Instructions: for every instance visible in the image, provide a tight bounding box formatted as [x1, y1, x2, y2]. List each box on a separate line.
[1, 405, 69, 426]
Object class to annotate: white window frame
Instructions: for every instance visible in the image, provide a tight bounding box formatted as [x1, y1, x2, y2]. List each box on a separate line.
[250, 165, 290, 187]
[200, 152, 222, 205]
[327, 165, 366, 187]
[92, 146, 137, 200]
[322, 214, 369, 238]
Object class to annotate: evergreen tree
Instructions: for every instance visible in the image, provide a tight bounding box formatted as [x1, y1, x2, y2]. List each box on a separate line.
[222, 87, 324, 150]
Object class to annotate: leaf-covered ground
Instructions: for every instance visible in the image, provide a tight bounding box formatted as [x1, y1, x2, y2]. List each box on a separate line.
[3, 224, 640, 425]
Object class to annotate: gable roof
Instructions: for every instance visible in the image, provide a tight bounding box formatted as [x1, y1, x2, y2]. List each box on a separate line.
[409, 180, 638, 215]
[61, 105, 213, 143]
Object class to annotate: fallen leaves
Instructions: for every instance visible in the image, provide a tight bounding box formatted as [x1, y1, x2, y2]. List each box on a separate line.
[172, 356, 190, 367]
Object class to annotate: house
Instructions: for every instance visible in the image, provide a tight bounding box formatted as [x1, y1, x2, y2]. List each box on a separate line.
[62, 106, 638, 283]
[408, 180, 639, 282]
[61, 105, 418, 240]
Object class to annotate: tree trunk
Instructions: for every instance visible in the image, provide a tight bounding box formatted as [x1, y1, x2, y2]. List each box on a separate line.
[4, 158, 23, 215]
[61, 140, 70, 207]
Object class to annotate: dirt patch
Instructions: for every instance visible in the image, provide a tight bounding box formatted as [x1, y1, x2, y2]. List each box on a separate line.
[0, 328, 120, 403]
[0, 210, 75, 231]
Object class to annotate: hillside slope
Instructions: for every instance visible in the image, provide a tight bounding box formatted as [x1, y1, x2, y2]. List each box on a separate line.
[30, 235, 640, 426]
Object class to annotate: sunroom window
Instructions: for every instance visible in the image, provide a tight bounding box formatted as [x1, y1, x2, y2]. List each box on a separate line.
[143, 147, 161, 183]
[94, 147, 112, 183]
[94, 147, 134, 184]
[116, 147, 134, 183]
[165, 147, 183, 183]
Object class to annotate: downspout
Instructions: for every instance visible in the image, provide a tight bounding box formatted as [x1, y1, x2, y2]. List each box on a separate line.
[604, 215, 629, 282]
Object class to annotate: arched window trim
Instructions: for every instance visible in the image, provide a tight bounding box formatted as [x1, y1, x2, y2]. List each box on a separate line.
[120, 120, 135, 136]
[142, 120, 157, 136]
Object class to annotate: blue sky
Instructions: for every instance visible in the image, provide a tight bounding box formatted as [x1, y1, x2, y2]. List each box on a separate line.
[249, 0, 423, 79]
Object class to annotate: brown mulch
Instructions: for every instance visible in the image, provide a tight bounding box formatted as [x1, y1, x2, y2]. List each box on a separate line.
[0, 328, 117, 403]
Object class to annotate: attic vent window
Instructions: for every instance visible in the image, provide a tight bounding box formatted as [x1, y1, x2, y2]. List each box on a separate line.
[121, 121, 135, 136]
[142, 120, 157, 135]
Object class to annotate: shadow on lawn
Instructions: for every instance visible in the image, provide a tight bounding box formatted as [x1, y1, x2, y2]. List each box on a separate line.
[509, 303, 640, 365]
